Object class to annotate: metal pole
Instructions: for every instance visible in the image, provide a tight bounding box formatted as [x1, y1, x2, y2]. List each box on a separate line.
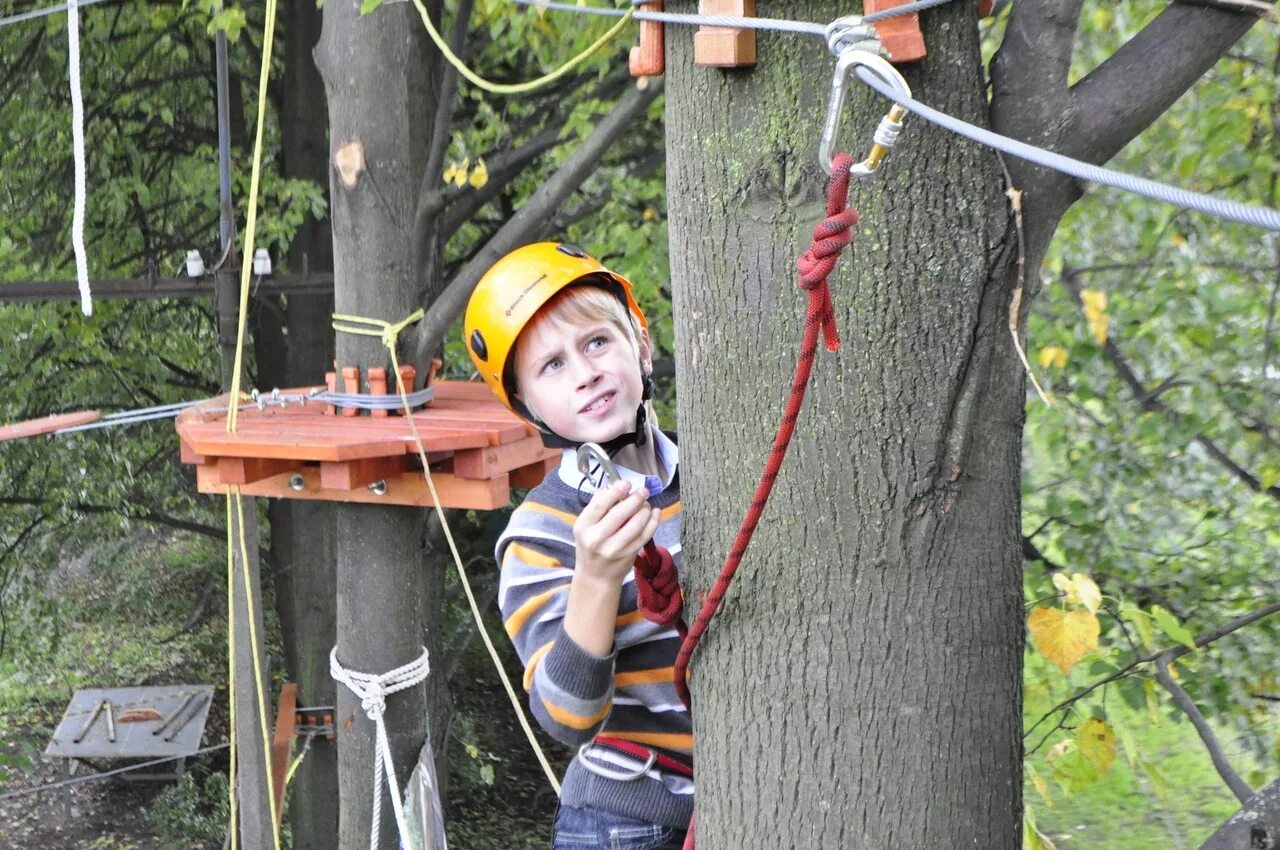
[216, 30, 234, 255]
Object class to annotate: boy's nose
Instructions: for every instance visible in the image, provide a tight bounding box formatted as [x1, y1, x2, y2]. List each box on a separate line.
[575, 368, 602, 391]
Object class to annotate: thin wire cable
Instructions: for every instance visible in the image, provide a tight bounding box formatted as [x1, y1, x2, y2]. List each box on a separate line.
[516, 0, 825, 34]
[853, 66, 1280, 231]
[67, 0, 91, 315]
[0, 744, 230, 801]
[0, 0, 110, 28]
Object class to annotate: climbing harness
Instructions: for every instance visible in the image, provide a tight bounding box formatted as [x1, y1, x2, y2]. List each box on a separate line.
[329, 647, 431, 850]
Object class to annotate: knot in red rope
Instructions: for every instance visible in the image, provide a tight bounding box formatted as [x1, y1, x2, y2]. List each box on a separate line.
[796, 154, 859, 290]
[633, 542, 683, 628]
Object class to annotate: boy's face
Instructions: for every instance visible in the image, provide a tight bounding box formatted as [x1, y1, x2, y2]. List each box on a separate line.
[512, 312, 651, 444]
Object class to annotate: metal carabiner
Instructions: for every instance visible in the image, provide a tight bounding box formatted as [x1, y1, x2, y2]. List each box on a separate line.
[577, 742, 658, 782]
[576, 442, 621, 488]
[819, 45, 913, 177]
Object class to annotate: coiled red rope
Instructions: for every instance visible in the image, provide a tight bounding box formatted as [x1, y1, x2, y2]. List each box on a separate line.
[666, 153, 859, 850]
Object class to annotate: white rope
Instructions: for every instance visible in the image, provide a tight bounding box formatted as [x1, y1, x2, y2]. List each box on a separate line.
[67, 0, 92, 315]
[330, 646, 431, 850]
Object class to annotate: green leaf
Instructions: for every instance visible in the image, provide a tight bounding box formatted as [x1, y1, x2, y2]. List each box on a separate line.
[1150, 605, 1198, 651]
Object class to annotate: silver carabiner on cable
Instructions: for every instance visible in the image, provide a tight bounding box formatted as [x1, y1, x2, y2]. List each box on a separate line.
[576, 442, 621, 488]
[576, 742, 657, 782]
[819, 34, 914, 177]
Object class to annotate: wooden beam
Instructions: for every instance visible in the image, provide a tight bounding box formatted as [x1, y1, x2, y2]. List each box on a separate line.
[694, 0, 756, 68]
[319, 455, 407, 490]
[270, 683, 299, 829]
[0, 272, 334, 304]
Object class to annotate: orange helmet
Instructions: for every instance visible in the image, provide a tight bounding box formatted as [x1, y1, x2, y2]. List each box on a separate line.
[464, 242, 647, 411]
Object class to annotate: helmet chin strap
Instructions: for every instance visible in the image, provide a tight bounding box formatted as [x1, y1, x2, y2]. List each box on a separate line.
[528, 369, 654, 455]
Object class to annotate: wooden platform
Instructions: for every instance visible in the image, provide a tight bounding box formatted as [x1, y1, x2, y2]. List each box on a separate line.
[175, 381, 557, 510]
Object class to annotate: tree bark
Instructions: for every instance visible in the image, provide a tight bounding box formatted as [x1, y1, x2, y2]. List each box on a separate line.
[666, 3, 1024, 846]
[315, 1, 446, 847]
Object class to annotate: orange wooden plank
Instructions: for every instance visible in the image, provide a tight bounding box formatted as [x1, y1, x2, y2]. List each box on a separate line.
[271, 683, 298, 828]
[629, 0, 664, 76]
[451, 435, 557, 480]
[179, 439, 206, 465]
[178, 424, 408, 462]
[864, 0, 926, 63]
[0, 410, 100, 442]
[217, 456, 306, 485]
[319, 455, 407, 490]
[694, 0, 756, 68]
[510, 457, 558, 489]
[198, 465, 511, 510]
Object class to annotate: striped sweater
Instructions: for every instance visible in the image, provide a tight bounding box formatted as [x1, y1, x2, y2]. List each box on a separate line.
[495, 431, 692, 829]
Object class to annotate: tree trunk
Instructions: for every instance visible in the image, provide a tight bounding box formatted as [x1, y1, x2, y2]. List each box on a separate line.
[315, 1, 446, 847]
[257, 0, 339, 842]
[665, 3, 1024, 847]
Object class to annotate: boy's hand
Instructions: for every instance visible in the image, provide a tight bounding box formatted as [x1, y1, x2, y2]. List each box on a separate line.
[573, 481, 661, 585]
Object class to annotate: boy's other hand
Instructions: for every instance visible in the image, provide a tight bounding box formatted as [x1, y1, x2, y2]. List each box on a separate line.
[573, 480, 661, 585]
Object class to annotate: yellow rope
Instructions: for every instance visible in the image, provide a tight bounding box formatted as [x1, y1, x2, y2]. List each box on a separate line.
[218, 0, 284, 839]
[407, 0, 633, 96]
[234, 488, 284, 844]
[225, 0, 280, 432]
[332, 312, 562, 794]
[225, 499, 239, 850]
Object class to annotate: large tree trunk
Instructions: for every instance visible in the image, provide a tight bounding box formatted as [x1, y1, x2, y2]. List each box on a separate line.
[665, 3, 1024, 846]
[315, 1, 447, 847]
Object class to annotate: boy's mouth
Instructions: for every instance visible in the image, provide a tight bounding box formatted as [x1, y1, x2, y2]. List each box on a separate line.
[580, 391, 616, 415]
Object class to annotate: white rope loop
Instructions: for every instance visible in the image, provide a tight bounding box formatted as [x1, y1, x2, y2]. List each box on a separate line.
[330, 647, 431, 850]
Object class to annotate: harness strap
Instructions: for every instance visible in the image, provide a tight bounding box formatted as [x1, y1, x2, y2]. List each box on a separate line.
[592, 736, 694, 779]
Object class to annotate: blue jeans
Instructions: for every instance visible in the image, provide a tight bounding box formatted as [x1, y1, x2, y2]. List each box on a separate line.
[551, 804, 686, 850]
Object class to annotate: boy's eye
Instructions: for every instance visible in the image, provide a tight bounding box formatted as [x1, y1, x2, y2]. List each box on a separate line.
[585, 335, 609, 352]
[540, 357, 562, 375]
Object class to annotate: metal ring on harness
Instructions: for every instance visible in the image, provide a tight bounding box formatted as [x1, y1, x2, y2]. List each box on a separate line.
[576, 741, 658, 781]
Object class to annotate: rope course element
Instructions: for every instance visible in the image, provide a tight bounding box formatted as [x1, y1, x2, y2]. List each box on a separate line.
[0, 744, 231, 801]
[332, 310, 563, 795]
[329, 648, 431, 850]
[408, 0, 634, 95]
[852, 66, 1280, 232]
[510, 0, 1280, 231]
[67, 0, 91, 315]
[0, 0, 111, 28]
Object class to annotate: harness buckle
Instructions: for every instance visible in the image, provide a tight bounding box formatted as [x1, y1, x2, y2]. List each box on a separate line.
[577, 741, 658, 782]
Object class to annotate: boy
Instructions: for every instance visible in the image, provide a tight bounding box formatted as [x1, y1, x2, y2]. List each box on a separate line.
[465, 242, 690, 849]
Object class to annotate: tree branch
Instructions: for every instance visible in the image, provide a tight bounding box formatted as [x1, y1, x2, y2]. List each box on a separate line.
[1024, 599, 1280, 745]
[1155, 654, 1254, 803]
[1066, 1, 1269, 164]
[1062, 268, 1280, 503]
[409, 77, 663, 364]
[437, 126, 565, 237]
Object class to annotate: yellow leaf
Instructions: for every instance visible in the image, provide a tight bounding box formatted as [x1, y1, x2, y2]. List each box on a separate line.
[1145, 677, 1161, 724]
[1051, 573, 1101, 614]
[1087, 313, 1110, 344]
[1081, 289, 1109, 344]
[643, 207, 658, 222]
[1070, 573, 1102, 614]
[1028, 607, 1100, 675]
[442, 164, 457, 185]
[1023, 813, 1058, 850]
[1171, 232, 1187, 247]
[1077, 718, 1117, 775]
[1091, 7, 1113, 31]
[1037, 345, 1068, 369]
[468, 157, 489, 188]
[1028, 763, 1054, 809]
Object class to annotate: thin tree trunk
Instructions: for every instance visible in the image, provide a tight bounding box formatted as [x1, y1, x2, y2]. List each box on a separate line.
[666, 2, 1023, 846]
[315, 1, 445, 846]
[259, 0, 339, 841]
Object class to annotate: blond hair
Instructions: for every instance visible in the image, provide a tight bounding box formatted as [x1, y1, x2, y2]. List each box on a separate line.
[509, 282, 653, 424]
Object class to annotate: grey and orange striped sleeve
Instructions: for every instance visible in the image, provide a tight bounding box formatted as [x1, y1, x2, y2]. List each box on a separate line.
[497, 506, 615, 747]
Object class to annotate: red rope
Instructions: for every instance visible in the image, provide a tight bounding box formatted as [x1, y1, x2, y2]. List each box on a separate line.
[633, 542, 687, 640]
[673, 154, 858, 850]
